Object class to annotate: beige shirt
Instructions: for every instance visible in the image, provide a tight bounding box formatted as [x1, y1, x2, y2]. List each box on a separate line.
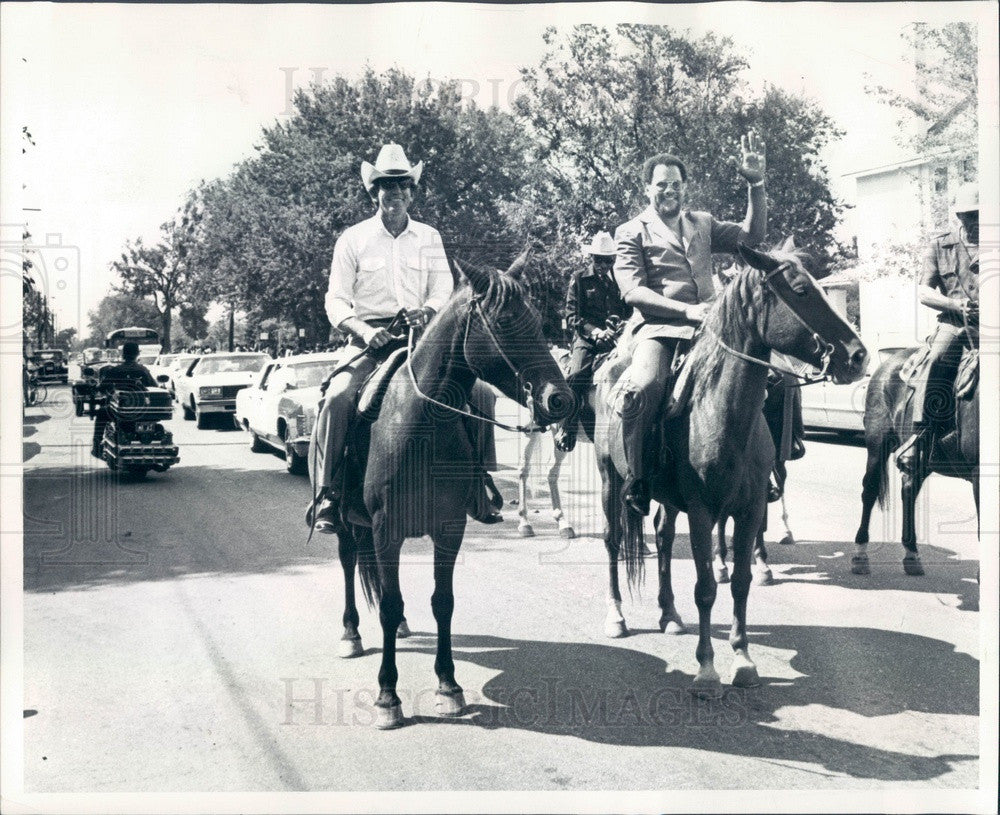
[325, 214, 453, 327]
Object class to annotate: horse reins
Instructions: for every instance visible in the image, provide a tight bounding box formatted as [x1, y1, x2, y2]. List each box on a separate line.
[404, 295, 546, 435]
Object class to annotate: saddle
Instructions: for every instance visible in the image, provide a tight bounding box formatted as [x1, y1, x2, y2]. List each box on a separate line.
[900, 345, 931, 385]
[357, 346, 408, 422]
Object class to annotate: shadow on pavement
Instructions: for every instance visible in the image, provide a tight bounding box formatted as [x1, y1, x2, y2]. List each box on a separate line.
[23, 441, 42, 463]
[403, 629, 977, 782]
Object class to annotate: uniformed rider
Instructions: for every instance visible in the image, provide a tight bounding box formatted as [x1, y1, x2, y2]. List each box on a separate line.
[91, 340, 157, 459]
[613, 132, 768, 516]
[553, 231, 631, 453]
[897, 184, 979, 474]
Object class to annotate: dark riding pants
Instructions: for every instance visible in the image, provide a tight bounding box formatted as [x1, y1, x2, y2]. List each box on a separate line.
[912, 323, 966, 426]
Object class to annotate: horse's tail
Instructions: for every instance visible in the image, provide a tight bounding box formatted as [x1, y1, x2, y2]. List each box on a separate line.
[602, 459, 645, 589]
[353, 526, 381, 609]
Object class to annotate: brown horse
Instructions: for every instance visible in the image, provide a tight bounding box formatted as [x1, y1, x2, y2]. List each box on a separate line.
[595, 243, 867, 696]
[852, 336, 978, 575]
[337, 255, 573, 729]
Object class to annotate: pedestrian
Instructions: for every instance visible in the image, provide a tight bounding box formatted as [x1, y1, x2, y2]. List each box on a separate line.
[553, 231, 631, 452]
[613, 131, 768, 515]
[896, 184, 979, 474]
[307, 142, 500, 533]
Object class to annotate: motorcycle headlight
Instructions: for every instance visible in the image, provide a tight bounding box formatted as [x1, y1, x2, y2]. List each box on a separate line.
[199, 386, 223, 398]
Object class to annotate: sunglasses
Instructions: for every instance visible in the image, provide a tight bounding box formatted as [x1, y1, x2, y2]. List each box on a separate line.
[376, 178, 415, 191]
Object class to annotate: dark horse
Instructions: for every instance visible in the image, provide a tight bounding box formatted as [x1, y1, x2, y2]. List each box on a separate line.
[595, 243, 867, 696]
[335, 254, 572, 729]
[852, 334, 979, 576]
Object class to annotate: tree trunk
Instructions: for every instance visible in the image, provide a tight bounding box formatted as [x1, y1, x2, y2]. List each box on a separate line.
[160, 301, 172, 352]
[228, 304, 235, 352]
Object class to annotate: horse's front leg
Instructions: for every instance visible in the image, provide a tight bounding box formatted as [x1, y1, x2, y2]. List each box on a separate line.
[752, 527, 773, 586]
[900, 470, 926, 576]
[654, 504, 685, 634]
[372, 513, 406, 729]
[548, 447, 575, 539]
[517, 434, 539, 537]
[774, 462, 795, 546]
[730, 502, 765, 688]
[337, 528, 364, 658]
[853, 441, 886, 574]
[430, 522, 466, 716]
[688, 504, 721, 697]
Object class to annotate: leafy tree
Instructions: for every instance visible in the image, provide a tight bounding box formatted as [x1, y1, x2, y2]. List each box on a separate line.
[868, 22, 977, 160]
[111, 191, 205, 350]
[53, 327, 77, 351]
[513, 23, 846, 323]
[83, 294, 161, 347]
[190, 68, 536, 341]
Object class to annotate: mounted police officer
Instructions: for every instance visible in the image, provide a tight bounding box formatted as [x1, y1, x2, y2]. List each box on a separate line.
[553, 231, 631, 453]
[613, 132, 768, 516]
[897, 184, 979, 475]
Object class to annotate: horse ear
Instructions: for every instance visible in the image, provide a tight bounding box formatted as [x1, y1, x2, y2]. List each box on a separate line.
[455, 259, 491, 295]
[780, 235, 796, 253]
[505, 243, 532, 280]
[737, 243, 782, 273]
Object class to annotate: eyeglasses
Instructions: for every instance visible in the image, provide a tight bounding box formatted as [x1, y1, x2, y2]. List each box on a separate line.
[376, 178, 414, 191]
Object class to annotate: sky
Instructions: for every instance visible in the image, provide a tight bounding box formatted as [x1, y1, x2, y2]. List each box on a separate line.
[1, 1, 994, 335]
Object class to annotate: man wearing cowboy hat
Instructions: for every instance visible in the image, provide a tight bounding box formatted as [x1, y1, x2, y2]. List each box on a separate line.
[613, 132, 768, 516]
[308, 142, 454, 532]
[897, 183, 979, 475]
[553, 231, 631, 453]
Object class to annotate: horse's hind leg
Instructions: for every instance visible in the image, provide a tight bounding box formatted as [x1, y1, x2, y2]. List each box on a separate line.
[601, 459, 628, 638]
[430, 523, 466, 716]
[655, 504, 685, 634]
[337, 529, 364, 658]
[730, 505, 764, 688]
[517, 434, 539, 537]
[853, 441, 885, 575]
[774, 462, 795, 546]
[713, 518, 730, 583]
[548, 447, 575, 538]
[901, 470, 926, 576]
[752, 525, 773, 587]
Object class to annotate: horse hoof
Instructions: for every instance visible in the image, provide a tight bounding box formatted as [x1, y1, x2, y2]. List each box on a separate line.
[397, 620, 412, 638]
[559, 526, 576, 539]
[778, 534, 795, 546]
[604, 619, 629, 638]
[714, 565, 730, 583]
[661, 618, 686, 635]
[374, 702, 404, 730]
[753, 567, 773, 587]
[518, 524, 535, 538]
[691, 674, 723, 699]
[903, 556, 925, 576]
[338, 637, 363, 658]
[732, 662, 761, 688]
[435, 691, 466, 717]
[850, 555, 870, 576]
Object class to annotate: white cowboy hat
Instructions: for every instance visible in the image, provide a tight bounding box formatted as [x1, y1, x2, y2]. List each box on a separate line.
[360, 143, 424, 193]
[582, 231, 616, 256]
[952, 184, 978, 214]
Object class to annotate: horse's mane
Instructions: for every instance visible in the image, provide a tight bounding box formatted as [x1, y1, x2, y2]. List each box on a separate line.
[453, 261, 539, 330]
[687, 247, 810, 406]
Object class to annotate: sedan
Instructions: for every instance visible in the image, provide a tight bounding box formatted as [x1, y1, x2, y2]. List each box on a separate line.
[175, 352, 269, 428]
[235, 352, 340, 474]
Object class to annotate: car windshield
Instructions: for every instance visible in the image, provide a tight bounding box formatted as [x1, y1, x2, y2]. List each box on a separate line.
[171, 355, 198, 371]
[288, 360, 337, 389]
[34, 351, 63, 361]
[156, 355, 177, 366]
[194, 355, 267, 375]
[138, 355, 158, 366]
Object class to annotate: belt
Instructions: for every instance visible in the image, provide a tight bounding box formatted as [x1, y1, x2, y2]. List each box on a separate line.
[364, 316, 398, 329]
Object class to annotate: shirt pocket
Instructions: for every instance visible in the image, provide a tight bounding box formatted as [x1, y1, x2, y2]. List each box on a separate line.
[356, 255, 387, 298]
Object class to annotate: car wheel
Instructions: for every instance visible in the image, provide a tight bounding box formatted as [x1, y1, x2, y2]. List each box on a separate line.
[285, 441, 307, 475]
[196, 409, 211, 430]
[182, 402, 194, 420]
[75, 399, 84, 417]
[250, 431, 267, 453]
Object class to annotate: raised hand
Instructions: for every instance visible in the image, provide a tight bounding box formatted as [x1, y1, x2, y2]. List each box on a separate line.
[738, 130, 766, 184]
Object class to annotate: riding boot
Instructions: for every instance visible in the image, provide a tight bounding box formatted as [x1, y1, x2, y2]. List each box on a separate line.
[305, 487, 339, 534]
[622, 415, 651, 517]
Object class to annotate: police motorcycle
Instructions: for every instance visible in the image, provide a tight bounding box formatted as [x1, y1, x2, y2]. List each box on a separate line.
[83, 371, 180, 478]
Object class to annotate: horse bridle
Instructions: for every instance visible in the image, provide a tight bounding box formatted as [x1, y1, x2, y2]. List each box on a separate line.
[705, 263, 839, 385]
[404, 294, 546, 434]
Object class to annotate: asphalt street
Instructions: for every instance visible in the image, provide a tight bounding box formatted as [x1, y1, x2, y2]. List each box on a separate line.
[20, 383, 981, 792]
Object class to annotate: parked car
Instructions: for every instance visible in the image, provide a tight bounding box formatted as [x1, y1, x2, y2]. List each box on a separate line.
[175, 352, 269, 428]
[235, 352, 339, 474]
[163, 354, 200, 400]
[148, 354, 179, 386]
[29, 348, 69, 384]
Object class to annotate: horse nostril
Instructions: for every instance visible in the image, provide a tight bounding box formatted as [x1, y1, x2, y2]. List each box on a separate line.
[851, 349, 867, 369]
[544, 389, 572, 419]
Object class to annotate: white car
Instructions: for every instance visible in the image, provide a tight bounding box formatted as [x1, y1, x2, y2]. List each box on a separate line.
[235, 352, 340, 474]
[164, 354, 201, 400]
[175, 352, 269, 428]
[148, 353, 179, 387]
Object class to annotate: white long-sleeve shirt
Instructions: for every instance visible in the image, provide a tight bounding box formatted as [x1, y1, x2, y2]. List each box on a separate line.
[325, 213, 454, 328]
